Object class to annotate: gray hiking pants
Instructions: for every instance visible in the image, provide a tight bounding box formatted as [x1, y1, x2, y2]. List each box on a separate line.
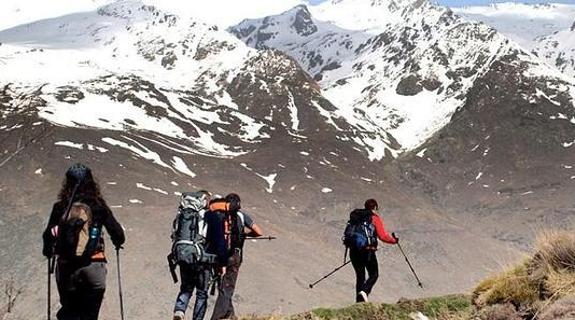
[56, 260, 107, 320]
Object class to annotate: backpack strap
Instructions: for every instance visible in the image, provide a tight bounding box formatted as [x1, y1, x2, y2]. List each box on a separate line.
[236, 211, 245, 229]
[171, 209, 182, 241]
[198, 209, 208, 238]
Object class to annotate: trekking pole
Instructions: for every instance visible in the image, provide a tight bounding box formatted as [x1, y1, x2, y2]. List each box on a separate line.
[394, 234, 423, 288]
[116, 247, 125, 320]
[47, 259, 51, 320]
[245, 236, 277, 240]
[308, 260, 351, 289]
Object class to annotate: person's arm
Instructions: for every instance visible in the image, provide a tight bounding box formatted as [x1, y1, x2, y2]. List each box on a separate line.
[372, 214, 397, 244]
[100, 204, 125, 249]
[247, 224, 263, 237]
[42, 202, 63, 258]
[241, 212, 263, 237]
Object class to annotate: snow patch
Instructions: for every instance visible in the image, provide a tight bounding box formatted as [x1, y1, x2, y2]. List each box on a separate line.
[172, 156, 196, 178]
[240, 163, 277, 193]
[55, 141, 83, 150]
[153, 187, 169, 195]
[321, 187, 333, 193]
[129, 199, 143, 204]
[536, 89, 561, 106]
[256, 173, 277, 194]
[286, 90, 300, 132]
[87, 144, 109, 153]
[102, 137, 171, 169]
[136, 183, 152, 191]
[416, 148, 427, 158]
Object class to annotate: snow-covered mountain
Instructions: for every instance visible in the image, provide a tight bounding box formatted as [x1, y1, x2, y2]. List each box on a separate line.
[230, 0, 575, 157]
[532, 20, 575, 78]
[0, 0, 397, 208]
[229, 0, 575, 226]
[453, 2, 575, 50]
[453, 2, 575, 78]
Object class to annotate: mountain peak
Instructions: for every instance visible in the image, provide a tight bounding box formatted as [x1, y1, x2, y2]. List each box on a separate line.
[290, 4, 317, 36]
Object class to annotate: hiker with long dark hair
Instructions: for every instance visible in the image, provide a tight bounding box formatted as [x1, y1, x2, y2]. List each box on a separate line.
[42, 163, 125, 320]
[210, 193, 263, 320]
[345, 199, 397, 303]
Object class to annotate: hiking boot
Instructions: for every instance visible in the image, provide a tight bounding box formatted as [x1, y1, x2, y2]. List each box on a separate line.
[357, 291, 368, 303]
[173, 310, 185, 320]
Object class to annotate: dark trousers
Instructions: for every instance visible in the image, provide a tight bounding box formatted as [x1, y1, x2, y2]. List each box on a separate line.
[210, 254, 241, 320]
[350, 249, 378, 301]
[174, 263, 212, 320]
[56, 260, 107, 320]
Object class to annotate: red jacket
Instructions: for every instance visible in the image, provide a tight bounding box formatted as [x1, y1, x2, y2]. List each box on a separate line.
[371, 213, 397, 245]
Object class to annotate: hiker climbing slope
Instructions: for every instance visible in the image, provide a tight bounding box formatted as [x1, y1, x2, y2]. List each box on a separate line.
[210, 193, 263, 320]
[169, 191, 227, 320]
[343, 198, 397, 303]
[42, 163, 125, 320]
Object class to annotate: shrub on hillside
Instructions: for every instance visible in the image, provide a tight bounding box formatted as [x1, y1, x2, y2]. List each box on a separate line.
[473, 231, 575, 318]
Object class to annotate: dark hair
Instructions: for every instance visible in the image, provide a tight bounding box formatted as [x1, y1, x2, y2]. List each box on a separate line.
[364, 199, 378, 211]
[225, 193, 241, 212]
[57, 163, 104, 205]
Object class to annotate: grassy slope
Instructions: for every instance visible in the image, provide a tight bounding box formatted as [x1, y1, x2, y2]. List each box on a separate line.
[242, 294, 472, 320]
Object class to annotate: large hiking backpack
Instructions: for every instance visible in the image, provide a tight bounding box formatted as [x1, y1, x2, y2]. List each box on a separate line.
[171, 192, 215, 265]
[209, 199, 245, 257]
[343, 209, 377, 250]
[55, 202, 101, 260]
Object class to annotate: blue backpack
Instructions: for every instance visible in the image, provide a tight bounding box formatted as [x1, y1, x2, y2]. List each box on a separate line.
[343, 209, 377, 250]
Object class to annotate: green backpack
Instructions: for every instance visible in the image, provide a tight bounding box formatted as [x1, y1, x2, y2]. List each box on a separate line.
[170, 192, 216, 265]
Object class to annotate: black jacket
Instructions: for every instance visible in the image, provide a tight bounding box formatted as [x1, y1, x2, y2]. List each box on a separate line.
[42, 195, 125, 259]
